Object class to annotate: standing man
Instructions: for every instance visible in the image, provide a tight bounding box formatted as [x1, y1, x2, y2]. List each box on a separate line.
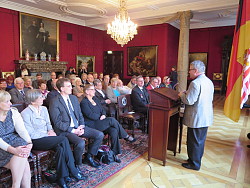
[49, 78, 104, 169]
[178, 60, 214, 171]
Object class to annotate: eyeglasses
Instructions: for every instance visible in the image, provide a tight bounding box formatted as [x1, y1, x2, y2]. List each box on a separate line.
[189, 68, 196, 71]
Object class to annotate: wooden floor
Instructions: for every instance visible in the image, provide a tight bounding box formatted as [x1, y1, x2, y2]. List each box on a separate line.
[99, 95, 250, 188]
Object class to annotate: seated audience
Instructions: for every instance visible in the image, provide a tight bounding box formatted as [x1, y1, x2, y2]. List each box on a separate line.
[32, 73, 43, 89]
[102, 75, 110, 91]
[0, 78, 7, 91]
[21, 89, 87, 188]
[80, 85, 136, 163]
[69, 74, 77, 87]
[86, 74, 94, 85]
[6, 75, 15, 91]
[117, 79, 132, 94]
[0, 90, 32, 188]
[38, 80, 49, 99]
[106, 78, 121, 103]
[81, 73, 88, 86]
[72, 77, 84, 103]
[144, 76, 150, 87]
[43, 79, 59, 108]
[94, 79, 116, 117]
[127, 75, 137, 89]
[65, 67, 76, 77]
[47, 72, 57, 91]
[23, 76, 33, 89]
[131, 76, 150, 115]
[156, 76, 162, 88]
[9, 77, 28, 105]
[159, 76, 172, 88]
[146, 77, 158, 90]
[15, 64, 31, 78]
[99, 72, 103, 81]
[49, 78, 104, 168]
[93, 72, 98, 79]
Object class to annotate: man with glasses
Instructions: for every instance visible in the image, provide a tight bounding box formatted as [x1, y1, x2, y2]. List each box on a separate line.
[178, 60, 214, 171]
[9, 77, 29, 105]
[49, 78, 104, 172]
[146, 77, 158, 90]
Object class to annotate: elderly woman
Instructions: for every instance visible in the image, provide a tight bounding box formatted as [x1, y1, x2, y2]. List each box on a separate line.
[21, 89, 86, 188]
[117, 79, 132, 95]
[38, 80, 49, 99]
[0, 90, 32, 188]
[80, 85, 136, 163]
[23, 76, 33, 89]
[72, 77, 84, 103]
[106, 78, 121, 103]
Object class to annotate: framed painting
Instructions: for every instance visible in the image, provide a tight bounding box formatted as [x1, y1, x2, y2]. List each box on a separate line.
[2, 72, 15, 79]
[20, 12, 59, 59]
[128, 45, 158, 76]
[76, 55, 95, 74]
[189, 52, 208, 67]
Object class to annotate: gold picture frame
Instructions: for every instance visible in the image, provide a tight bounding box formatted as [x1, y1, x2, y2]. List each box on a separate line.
[76, 55, 95, 74]
[189, 52, 208, 67]
[20, 12, 59, 59]
[128, 45, 158, 76]
[2, 72, 15, 79]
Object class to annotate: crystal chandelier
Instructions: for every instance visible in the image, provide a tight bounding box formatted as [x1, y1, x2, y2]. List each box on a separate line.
[107, 0, 137, 47]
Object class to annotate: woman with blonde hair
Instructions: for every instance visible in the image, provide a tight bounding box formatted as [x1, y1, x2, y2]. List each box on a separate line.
[0, 90, 32, 188]
[73, 77, 85, 102]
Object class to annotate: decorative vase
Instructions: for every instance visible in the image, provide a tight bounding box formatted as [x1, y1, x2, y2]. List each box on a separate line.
[56, 53, 60, 61]
[48, 54, 51, 61]
[25, 50, 30, 60]
[34, 54, 38, 61]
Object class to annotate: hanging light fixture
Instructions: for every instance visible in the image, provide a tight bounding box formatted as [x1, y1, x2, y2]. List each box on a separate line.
[107, 0, 137, 47]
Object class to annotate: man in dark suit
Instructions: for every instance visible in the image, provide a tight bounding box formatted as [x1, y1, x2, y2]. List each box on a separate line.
[94, 79, 116, 117]
[131, 75, 150, 115]
[43, 79, 60, 108]
[46, 71, 57, 91]
[49, 78, 104, 170]
[9, 77, 29, 112]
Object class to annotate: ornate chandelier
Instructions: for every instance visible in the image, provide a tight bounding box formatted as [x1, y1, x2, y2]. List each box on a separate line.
[107, 0, 137, 47]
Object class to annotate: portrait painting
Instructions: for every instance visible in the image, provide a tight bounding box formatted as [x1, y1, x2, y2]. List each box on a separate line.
[20, 12, 59, 59]
[2, 72, 15, 79]
[76, 55, 95, 74]
[189, 53, 208, 67]
[128, 46, 158, 76]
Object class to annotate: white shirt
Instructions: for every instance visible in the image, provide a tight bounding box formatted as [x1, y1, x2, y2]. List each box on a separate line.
[61, 95, 77, 129]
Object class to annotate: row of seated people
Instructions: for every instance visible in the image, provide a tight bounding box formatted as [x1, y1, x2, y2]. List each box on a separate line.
[0, 77, 138, 188]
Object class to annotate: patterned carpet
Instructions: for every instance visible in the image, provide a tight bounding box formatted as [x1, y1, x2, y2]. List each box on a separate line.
[41, 131, 148, 188]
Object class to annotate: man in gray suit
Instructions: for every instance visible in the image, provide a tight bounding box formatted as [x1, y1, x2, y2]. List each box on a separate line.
[49, 78, 104, 170]
[179, 60, 214, 170]
[9, 77, 29, 112]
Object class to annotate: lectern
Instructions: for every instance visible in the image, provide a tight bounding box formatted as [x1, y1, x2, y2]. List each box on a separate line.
[148, 87, 181, 166]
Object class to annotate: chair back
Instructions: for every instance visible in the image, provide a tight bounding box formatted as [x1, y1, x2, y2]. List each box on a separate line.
[117, 94, 133, 115]
[213, 73, 223, 81]
[212, 73, 223, 94]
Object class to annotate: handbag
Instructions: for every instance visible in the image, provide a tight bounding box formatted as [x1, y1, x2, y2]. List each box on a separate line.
[96, 145, 115, 164]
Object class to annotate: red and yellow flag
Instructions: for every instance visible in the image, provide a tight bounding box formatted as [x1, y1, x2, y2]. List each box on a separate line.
[224, 0, 250, 122]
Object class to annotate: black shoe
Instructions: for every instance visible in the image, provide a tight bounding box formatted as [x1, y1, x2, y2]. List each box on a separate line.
[72, 173, 88, 181]
[83, 153, 101, 168]
[114, 155, 121, 163]
[181, 163, 200, 171]
[64, 176, 72, 183]
[76, 165, 83, 175]
[57, 178, 69, 188]
[124, 135, 136, 143]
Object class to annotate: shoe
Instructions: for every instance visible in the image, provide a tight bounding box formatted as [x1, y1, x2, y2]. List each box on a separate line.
[124, 135, 136, 143]
[57, 178, 69, 188]
[72, 173, 88, 181]
[114, 155, 121, 163]
[83, 153, 101, 168]
[181, 163, 200, 171]
[76, 165, 83, 175]
[64, 176, 72, 183]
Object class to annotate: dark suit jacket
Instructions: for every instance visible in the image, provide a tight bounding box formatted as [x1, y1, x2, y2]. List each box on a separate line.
[43, 89, 60, 108]
[95, 89, 109, 105]
[46, 79, 53, 91]
[9, 87, 29, 104]
[80, 97, 106, 127]
[49, 94, 85, 135]
[131, 85, 149, 112]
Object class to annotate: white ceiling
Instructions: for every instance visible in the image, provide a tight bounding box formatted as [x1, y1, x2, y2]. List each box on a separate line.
[0, 0, 239, 30]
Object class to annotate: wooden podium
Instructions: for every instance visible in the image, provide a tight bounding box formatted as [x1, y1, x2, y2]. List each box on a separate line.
[148, 87, 181, 166]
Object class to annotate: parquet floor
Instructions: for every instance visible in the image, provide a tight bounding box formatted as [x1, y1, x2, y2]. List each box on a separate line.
[99, 94, 250, 188]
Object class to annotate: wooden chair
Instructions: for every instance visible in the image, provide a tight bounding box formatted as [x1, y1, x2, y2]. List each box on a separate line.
[117, 94, 145, 137]
[213, 73, 223, 94]
[0, 153, 39, 188]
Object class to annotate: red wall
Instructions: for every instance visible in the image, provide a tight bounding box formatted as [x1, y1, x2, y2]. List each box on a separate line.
[189, 26, 234, 79]
[0, 7, 234, 81]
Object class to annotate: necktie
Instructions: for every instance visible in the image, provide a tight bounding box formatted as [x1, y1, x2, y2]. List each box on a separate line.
[67, 99, 78, 128]
[20, 90, 25, 97]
